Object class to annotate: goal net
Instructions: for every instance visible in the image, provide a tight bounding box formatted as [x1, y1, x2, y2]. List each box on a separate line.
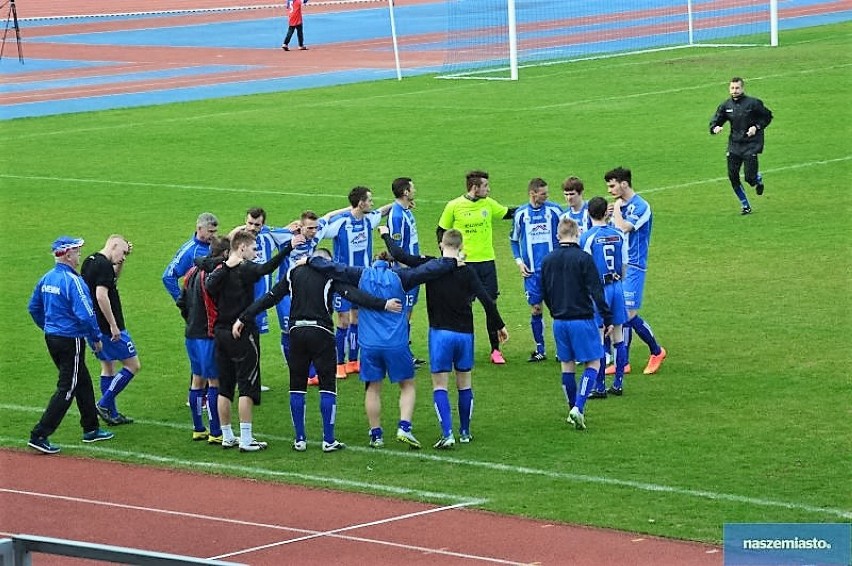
[439, 0, 779, 80]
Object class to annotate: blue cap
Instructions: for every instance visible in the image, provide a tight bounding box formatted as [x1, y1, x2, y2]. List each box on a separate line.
[52, 236, 85, 256]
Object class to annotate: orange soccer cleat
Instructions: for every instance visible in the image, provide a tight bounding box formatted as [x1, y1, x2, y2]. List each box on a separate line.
[605, 363, 631, 376]
[345, 360, 361, 374]
[643, 348, 667, 375]
[336, 364, 347, 379]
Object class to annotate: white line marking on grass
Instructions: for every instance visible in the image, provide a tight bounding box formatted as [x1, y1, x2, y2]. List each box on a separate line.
[3, 406, 850, 520]
[3, 155, 849, 202]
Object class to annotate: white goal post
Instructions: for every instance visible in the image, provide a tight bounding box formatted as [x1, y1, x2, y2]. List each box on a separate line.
[438, 0, 780, 81]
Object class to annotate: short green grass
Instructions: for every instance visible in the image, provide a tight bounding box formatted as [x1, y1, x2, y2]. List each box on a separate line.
[1, 22, 850, 544]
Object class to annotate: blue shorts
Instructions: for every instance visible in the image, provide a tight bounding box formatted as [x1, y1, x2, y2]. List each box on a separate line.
[405, 285, 420, 309]
[429, 328, 474, 373]
[332, 293, 354, 314]
[595, 281, 629, 327]
[360, 345, 414, 383]
[185, 338, 218, 378]
[623, 266, 646, 311]
[524, 272, 543, 306]
[90, 330, 137, 362]
[276, 294, 291, 333]
[553, 319, 603, 364]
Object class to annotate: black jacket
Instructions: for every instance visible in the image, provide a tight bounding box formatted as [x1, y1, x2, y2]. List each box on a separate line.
[541, 243, 612, 327]
[176, 256, 223, 339]
[709, 94, 773, 154]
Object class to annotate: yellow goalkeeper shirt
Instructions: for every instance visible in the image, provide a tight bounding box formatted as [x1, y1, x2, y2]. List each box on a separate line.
[438, 196, 509, 262]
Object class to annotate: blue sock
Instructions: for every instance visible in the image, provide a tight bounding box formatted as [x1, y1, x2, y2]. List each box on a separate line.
[308, 362, 316, 377]
[206, 386, 221, 436]
[613, 342, 627, 389]
[624, 326, 633, 366]
[99, 375, 111, 397]
[319, 391, 337, 444]
[561, 372, 576, 408]
[108, 367, 135, 417]
[603, 335, 612, 365]
[335, 328, 347, 364]
[281, 331, 291, 365]
[630, 316, 661, 355]
[458, 388, 473, 436]
[575, 367, 597, 412]
[398, 419, 412, 433]
[531, 314, 545, 354]
[98, 375, 116, 413]
[289, 391, 306, 442]
[189, 389, 205, 432]
[595, 356, 606, 391]
[348, 323, 359, 361]
[433, 389, 452, 438]
[734, 184, 750, 208]
[370, 427, 383, 441]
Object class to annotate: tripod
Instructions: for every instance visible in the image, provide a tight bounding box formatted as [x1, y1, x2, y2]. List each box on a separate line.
[0, 0, 23, 64]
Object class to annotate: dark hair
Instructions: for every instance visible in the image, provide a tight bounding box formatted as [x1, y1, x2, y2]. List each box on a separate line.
[391, 177, 412, 199]
[375, 250, 394, 263]
[587, 196, 608, 220]
[562, 176, 584, 194]
[230, 230, 255, 250]
[348, 186, 371, 208]
[731, 76, 744, 85]
[209, 236, 230, 258]
[246, 207, 266, 222]
[528, 178, 548, 192]
[466, 170, 489, 191]
[301, 210, 319, 221]
[604, 167, 632, 185]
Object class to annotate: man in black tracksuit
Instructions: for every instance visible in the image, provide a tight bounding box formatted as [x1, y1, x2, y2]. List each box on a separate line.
[234, 248, 398, 452]
[204, 230, 292, 452]
[709, 76, 773, 215]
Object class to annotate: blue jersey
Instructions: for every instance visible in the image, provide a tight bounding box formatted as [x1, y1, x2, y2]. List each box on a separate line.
[29, 263, 101, 341]
[509, 201, 562, 272]
[620, 194, 653, 269]
[163, 235, 211, 301]
[357, 260, 409, 350]
[561, 202, 592, 235]
[580, 225, 628, 280]
[325, 210, 382, 268]
[273, 218, 331, 279]
[386, 202, 419, 256]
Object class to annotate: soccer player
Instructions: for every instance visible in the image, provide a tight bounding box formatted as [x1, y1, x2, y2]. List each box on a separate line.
[234, 248, 400, 452]
[381, 228, 508, 448]
[81, 235, 139, 426]
[204, 230, 292, 452]
[386, 177, 425, 365]
[541, 218, 612, 430]
[437, 170, 516, 364]
[560, 176, 592, 234]
[323, 186, 392, 378]
[27, 236, 114, 454]
[162, 212, 219, 302]
[509, 178, 562, 362]
[580, 197, 629, 398]
[176, 236, 230, 444]
[709, 76, 773, 215]
[605, 166, 667, 375]
[306, 240, 460, 450]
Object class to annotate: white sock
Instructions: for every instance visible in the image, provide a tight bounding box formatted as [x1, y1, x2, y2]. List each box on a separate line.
[239, 422, 253, 446]
[221, 424, 235, 442]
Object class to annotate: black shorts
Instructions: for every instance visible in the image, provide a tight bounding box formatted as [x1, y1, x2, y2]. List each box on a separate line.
[468, 260, 499, 300]
[289, 325, 337, 392]
[213, 327, 262, 405]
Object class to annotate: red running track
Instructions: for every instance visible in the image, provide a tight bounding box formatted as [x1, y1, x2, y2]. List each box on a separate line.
[0, 449, 722, 565]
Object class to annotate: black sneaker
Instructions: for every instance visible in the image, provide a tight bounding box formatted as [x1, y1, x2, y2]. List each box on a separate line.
[413, 358, 427, 367]
[28, 436, 60, 454]
[755, 174, 764, 195]
[281, 45, 289, 51]
[527, 351, 547, 363]
[741, 206, 752, 215]
[96, 404, 120, 425]
[588, 389, 608, 400]
[607, 386, 623, 396]
[111, 413, 134, 425]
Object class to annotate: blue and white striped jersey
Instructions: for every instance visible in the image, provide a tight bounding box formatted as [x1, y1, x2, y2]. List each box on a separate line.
[580, 225, 628, 280]
[325, 210, 383, 267]
[560, 202, 592, 235]
[620, 194, 653, 269]
[386, 203, 419, 256]
[509, 201, 563, 272]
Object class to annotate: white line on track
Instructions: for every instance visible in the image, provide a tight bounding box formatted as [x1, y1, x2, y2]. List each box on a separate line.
[2, 155, 849, 202]
[0, 487, 520, 564]
[2, 405, 850, 520]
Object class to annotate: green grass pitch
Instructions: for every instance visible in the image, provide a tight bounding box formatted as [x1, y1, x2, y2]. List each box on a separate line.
[1, 22, 850, 544]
